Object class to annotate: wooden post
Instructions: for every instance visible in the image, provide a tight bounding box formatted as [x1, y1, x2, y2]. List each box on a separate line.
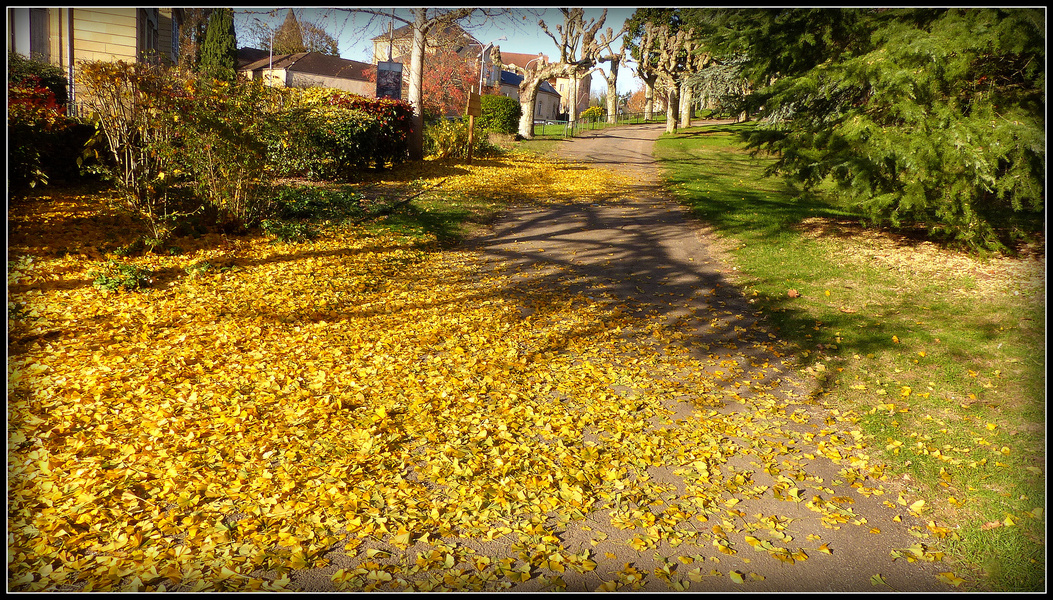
[467, 114, 475, 164]
[465, 87, 482, 164]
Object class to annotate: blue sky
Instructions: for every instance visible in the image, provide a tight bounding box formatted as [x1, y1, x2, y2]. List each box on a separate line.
[233, 7, 642, 96]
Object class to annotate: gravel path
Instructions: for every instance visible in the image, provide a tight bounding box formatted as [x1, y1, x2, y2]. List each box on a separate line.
[457, 122, 956, 592]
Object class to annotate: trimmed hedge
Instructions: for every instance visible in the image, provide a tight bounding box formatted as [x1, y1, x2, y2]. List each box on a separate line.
[478, 94, 521, 135]
[272, 88, 414, 177]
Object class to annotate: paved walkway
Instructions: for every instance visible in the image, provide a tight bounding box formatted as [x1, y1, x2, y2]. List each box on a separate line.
[460, 123, 955, 592]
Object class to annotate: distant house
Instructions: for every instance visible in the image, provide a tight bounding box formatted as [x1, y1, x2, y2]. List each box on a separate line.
[7, 7, 184, 112]
[370, 22, 489, 95]
[239, 51, 374, 97]
[498, 71, 561, 122]
[236, 46, 271, 69]
[370, 22, 479, 64]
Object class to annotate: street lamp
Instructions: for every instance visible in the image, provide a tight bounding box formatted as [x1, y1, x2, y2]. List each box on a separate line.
[477, 36, 506, 94]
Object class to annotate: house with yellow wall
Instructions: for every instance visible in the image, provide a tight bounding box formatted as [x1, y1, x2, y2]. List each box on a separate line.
[7, 7, 184, 112]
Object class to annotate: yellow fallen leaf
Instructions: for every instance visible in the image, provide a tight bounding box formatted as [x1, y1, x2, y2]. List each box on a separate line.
[289, 551, 309, 570]
[391, 526, 413, 547]
[936, 572, 965, 587]
[729, 571, 745, 584]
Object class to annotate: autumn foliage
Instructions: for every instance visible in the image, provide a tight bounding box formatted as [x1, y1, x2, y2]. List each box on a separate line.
[74, 60, 413, 246]
[365, 48, 478, 121]
[8, 54, 91, 188]
[268, 87, 414, 178]
[7, 154, 639, 592]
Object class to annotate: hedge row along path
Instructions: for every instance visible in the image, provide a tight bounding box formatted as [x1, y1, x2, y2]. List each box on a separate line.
[8, 124, 960, 592]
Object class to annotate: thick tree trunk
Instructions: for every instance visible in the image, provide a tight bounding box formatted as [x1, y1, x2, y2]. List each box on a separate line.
[665, 84, 679, 134]
[643, 78, 655, 121]
[406, 9, 427, 161]
[680, 79, 693, 129]
[605, 61, 619, 124]
[518, 81, 541, 139]
[567, 71, 578, 128]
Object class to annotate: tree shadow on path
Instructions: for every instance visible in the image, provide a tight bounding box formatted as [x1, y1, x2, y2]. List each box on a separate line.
[444, 122, 954, 593]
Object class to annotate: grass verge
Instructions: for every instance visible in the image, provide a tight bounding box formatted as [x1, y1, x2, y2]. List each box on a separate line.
[653, 123, 1045, 591]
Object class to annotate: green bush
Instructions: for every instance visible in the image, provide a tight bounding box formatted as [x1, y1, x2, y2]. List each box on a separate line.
[261, 219, 318, 244]
[327, 93, 413, 168]
[309, 106, 389, 174]
[271, 88, 413, 178]
[424, 118, 503, 160]
[172, 75, 279, 229]
[275, 185, 365, 221]
[479, 94, 521, 135]
[89, 260, 153, 292]
[424, 118, 471, 159]
[8, 53, 68, 104]
[267, 107, 328, 179]
[732, 8, 1045, 251]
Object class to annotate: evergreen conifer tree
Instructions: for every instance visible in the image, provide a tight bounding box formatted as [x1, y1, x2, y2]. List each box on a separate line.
[715, 8, 1044, 249]
[273, 9, 306, 54]
[199, 8, 238, 80]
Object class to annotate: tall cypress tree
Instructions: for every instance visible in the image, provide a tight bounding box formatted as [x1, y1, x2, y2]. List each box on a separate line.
[272, 9, 306, 54]
[199, 7, 238, 80]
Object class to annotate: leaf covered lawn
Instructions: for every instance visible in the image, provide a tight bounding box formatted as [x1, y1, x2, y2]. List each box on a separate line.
[9, 153, 965, 591]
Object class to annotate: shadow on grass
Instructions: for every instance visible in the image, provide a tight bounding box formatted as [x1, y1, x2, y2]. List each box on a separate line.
[660, 163, 857, 240]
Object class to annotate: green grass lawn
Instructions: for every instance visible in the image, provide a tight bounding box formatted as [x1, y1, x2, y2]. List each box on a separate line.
[654, 123, 1046, 592]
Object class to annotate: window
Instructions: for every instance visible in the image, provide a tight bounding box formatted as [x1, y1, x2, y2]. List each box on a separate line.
[29, 8, 48, 60]
[171, 15, 180, 59]
[10, 8, 49, 60]
[138, 8, 159, 60]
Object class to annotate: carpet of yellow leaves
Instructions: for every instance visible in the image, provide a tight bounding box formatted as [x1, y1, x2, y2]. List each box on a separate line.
[8, 153, 959, 591]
